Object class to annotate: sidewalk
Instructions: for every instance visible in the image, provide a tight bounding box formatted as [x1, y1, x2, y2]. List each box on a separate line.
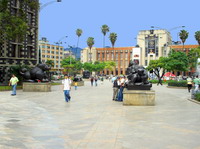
[0, 80, 200, 149]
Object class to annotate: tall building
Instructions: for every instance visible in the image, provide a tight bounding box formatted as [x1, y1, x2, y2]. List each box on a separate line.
[137, 29, 172, 66]
[0, 0, 39, 85]
[39, 37, 64, 72]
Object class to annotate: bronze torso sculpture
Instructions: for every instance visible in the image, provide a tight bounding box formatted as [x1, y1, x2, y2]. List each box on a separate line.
[126, 61, 152, 90]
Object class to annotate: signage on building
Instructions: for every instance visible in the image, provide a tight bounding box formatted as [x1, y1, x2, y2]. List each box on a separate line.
[132, 48, 141, 65]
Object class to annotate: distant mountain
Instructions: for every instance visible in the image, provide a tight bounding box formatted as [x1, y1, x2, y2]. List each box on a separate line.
[64, 47, 82, 59]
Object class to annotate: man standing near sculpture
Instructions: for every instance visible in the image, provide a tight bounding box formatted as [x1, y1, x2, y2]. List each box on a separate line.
[9, 74, 19, 96]
[62, 75, 72, 102]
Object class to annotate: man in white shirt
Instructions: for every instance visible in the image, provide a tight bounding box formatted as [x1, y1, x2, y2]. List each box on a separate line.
[62, 75, 72, 102]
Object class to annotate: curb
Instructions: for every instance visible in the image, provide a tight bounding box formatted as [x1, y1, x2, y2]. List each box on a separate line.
[167, 86, 187, 89]
[188, 98, 200, 105]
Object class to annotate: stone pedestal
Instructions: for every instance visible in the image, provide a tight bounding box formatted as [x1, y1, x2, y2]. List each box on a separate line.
[23, 82, 51, 92]
[71, 81, 84, 86]
[123, 89, 155, 106]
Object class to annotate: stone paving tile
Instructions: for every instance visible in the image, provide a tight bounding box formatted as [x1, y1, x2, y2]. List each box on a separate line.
[0, 81, 200, 149]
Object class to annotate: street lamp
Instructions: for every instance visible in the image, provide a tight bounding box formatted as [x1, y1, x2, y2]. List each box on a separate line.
[40, 0, 62, 11]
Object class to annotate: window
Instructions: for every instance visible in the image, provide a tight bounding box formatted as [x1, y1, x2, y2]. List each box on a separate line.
[52, 47, 55, 49]
[27, 46, 32, 58]
[11, 44, 16, 57]
[42, 55, 45, 58]
[27, 13, 32, 25]
[28, 35, 32, 44]
[51, 51, 54, 54]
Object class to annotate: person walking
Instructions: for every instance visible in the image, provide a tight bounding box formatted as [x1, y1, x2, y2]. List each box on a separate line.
[94, 77, 98, 86]
[9, 74, 19, 96]
[193, 76, 200, 93]
[90, 76, 94, 86]
[73, 77, 78, 90]
[187, 76, 193, 93]
[113, 77, 120, 100]
[62, 75, 72, 102]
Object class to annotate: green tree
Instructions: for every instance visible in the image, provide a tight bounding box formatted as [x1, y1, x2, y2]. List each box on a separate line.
[101, 24, 110, 48]
[61, 57, 82, 74]
[188, 47, 200, 69]
[168, 51, 189, 72]
[93, 61, 106, 73]
[76, 28, 83, 58]
[45, 60, 54, 68]
[109, 32, 117, 48]
[83, 62, 94, 73]
[179, 30, 189, 51]
[87, 37, 95, 62]
[146, 57, 170, 84]
[195, 31, 200, 45]
[105, 61, 116, 72]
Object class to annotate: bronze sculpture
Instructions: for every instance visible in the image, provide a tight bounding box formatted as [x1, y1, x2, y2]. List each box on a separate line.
[126, 61, 152, 90]
[20, 64, 51, 82]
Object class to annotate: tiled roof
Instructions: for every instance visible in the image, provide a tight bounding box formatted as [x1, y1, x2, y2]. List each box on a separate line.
[170, 45, 199, 49]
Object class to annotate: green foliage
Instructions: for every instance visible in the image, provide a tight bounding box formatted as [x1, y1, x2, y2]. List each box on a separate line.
[83, 62, 94, 73]
[83, 61, 106, 73]
[76, 29, 83, 37]
[0, 86, 22, 91]
[104, 61, 116, 71]
[168, 51, 189, 72]
[61, 57, 83, 74]
[149, 80, 159, 83]
[146, 57, 170, 79]
[101, 24, 110, 36]
[87, 37, 95, 49]
[188, 47, 200, 68]
[179, 30, 189, 45]
[109, 32, 117, 48]
[195, 31, 200, 45]
[194, 93, 200, 101]
[168, 80, 187, 87]
[45, 60, 54, 67]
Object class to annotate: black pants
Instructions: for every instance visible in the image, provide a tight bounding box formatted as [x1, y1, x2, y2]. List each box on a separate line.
[187, 84, 192, 92]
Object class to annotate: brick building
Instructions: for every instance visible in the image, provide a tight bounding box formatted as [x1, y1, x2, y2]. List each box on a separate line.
[96, 47, 134, 75]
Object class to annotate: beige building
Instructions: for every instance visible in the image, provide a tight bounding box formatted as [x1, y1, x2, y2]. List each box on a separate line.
[136, 29, 172, 67]
[81, 47, 97, 63]
[39, 37, 64, 72]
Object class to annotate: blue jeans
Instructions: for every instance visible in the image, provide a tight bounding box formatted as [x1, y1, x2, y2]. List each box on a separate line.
[64, 90, 70, 102]
[75, 86, 77, 90]
[11, 84, 17, 95]
[117, 87, 124, 101]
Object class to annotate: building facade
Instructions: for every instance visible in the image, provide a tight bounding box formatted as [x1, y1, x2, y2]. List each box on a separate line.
[0, 0, 39, 85]
[81, 47, 97, 63]
[39, 38, 64, 72]
[137, 29, 172, 66]
[96, 47, 134, 75]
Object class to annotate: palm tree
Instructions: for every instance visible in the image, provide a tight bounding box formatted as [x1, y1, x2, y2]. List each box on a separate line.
[87, 37, 95, 62]
[76, 28, 83, 59]
[101, 24, 110, 48]
[179, 30, 189, 52]
[109, 32, 117, 75]
[195, 31, 200, 45]
[109, 32, 117, 48]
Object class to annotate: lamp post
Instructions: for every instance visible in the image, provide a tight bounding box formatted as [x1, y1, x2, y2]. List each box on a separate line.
[37, 0, 62, 64]
[55, 36, 68, 74]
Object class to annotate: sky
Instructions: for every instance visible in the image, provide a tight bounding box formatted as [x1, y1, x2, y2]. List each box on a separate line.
[39, 0, 200, 49]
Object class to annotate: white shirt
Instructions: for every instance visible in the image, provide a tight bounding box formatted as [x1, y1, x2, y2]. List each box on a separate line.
[62, 79, 72, 90]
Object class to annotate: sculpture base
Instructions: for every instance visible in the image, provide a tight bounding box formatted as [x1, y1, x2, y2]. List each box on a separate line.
[71, 81, 84, 86]
[126, 84, 152, 90]
[23, 82, 51, 92]
[123, 89, 155, 106]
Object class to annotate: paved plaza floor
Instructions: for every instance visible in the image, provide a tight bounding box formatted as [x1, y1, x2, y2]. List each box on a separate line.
[0, 80, 200, 149]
